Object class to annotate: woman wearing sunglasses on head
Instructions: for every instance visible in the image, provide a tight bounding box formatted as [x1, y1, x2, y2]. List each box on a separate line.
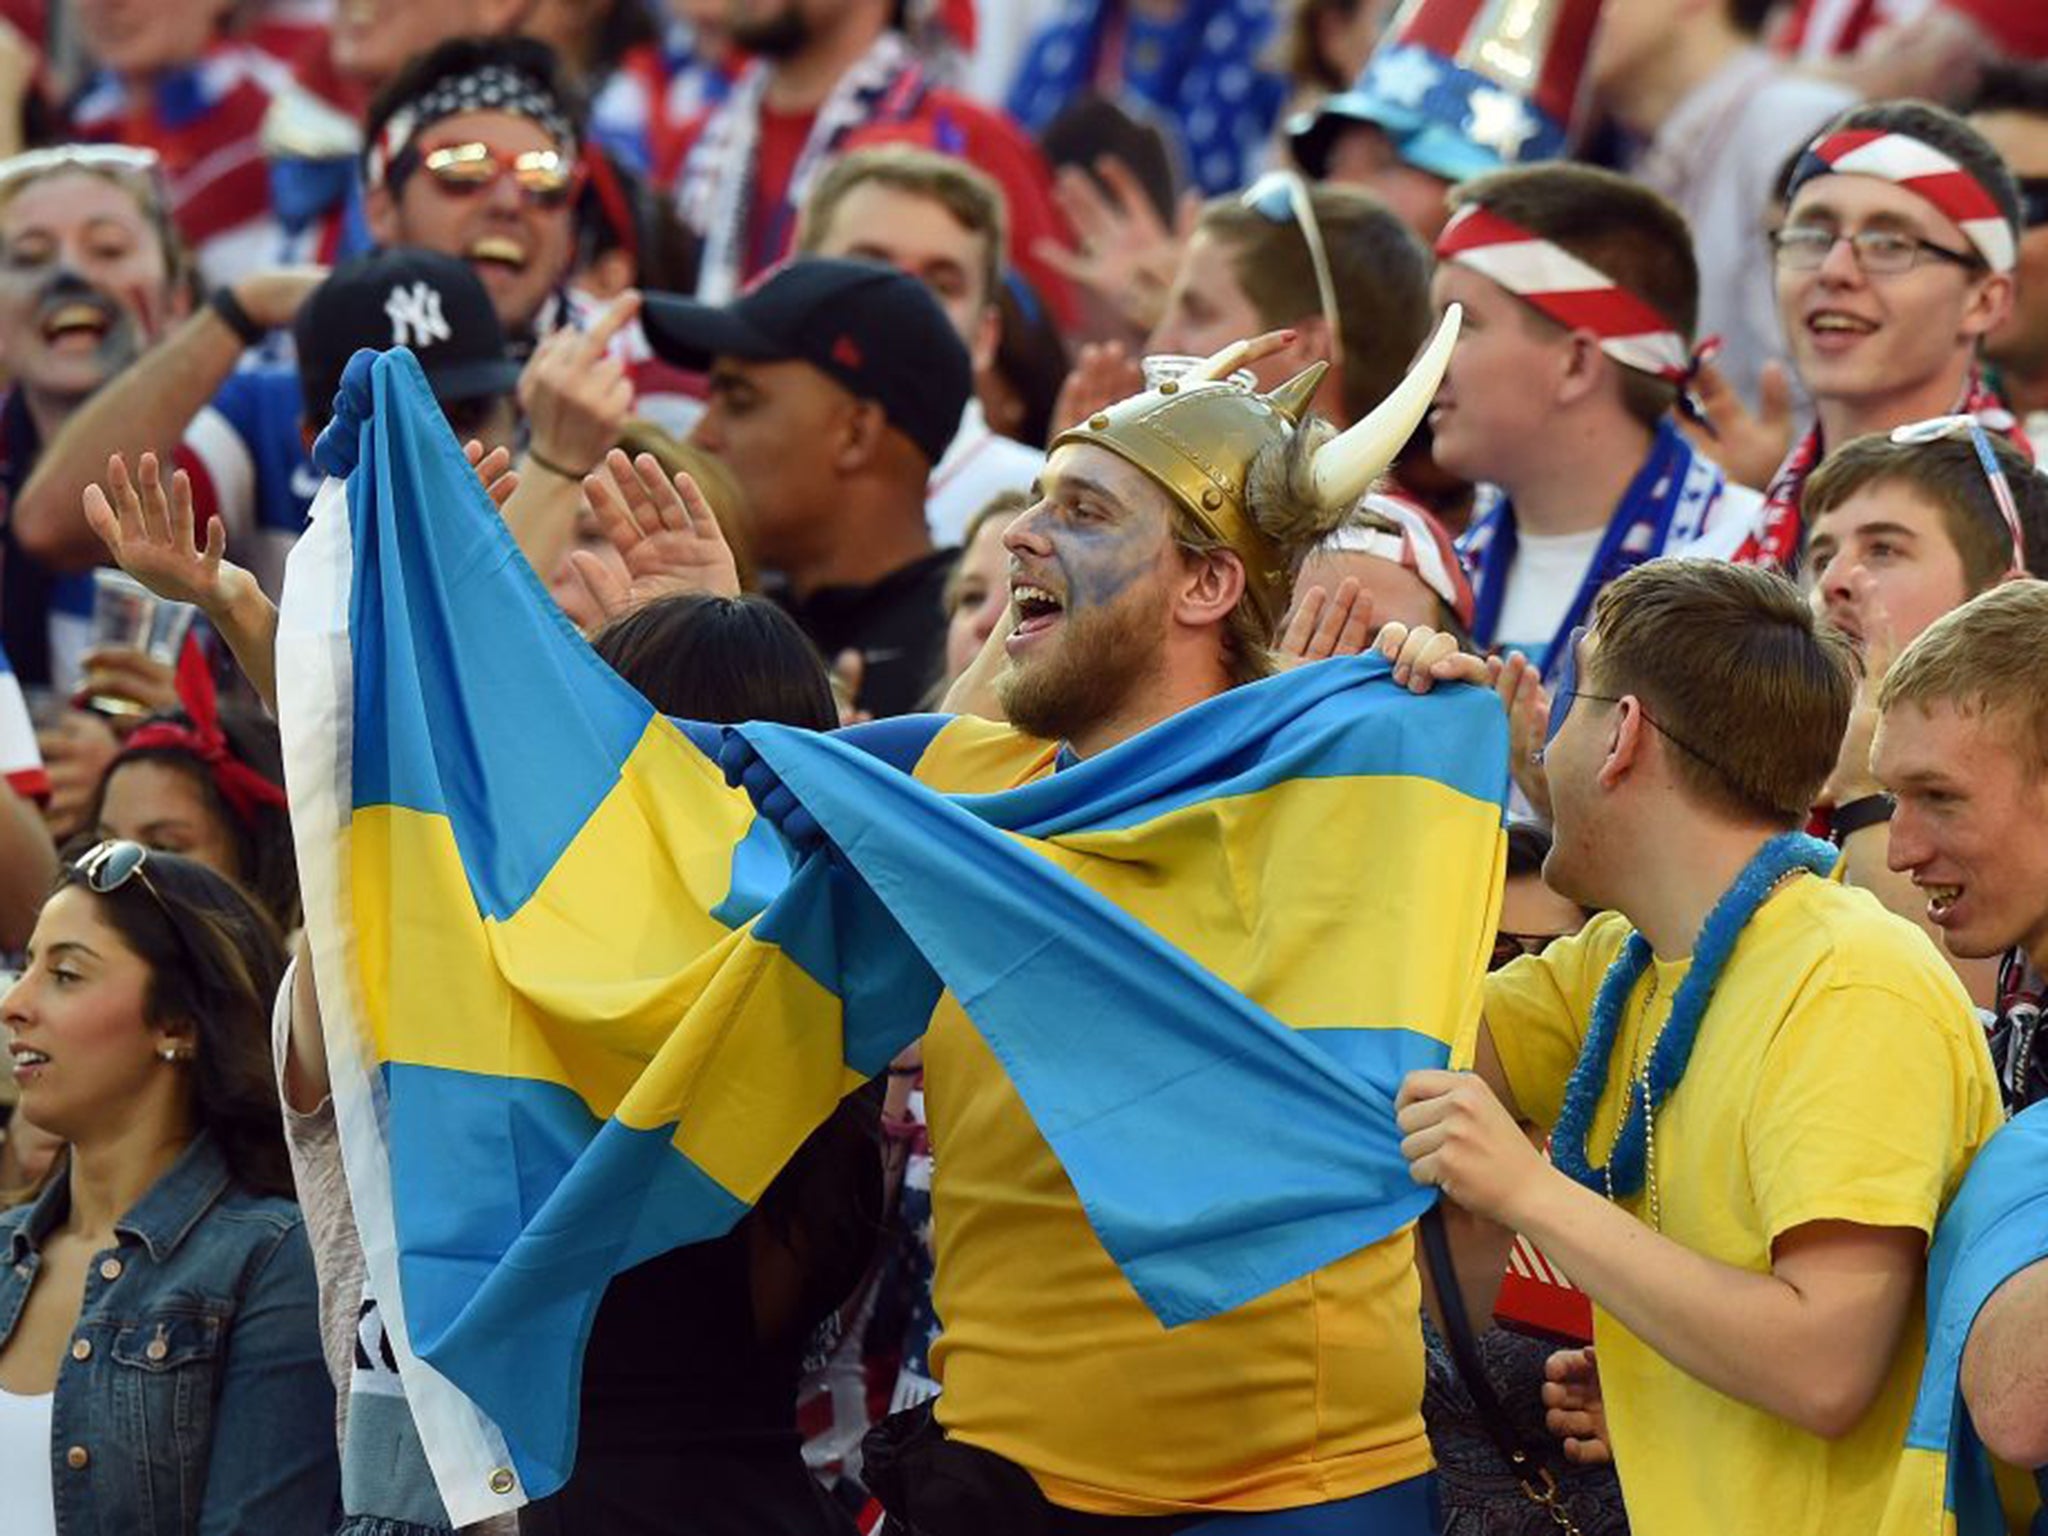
[0, 843, 338, 1536]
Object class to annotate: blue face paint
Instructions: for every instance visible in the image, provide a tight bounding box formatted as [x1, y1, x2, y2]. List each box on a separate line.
[1021, 450, 1172, 616]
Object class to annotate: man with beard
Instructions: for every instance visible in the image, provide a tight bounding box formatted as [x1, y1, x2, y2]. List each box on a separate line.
[671, 0, 1071, 321]
[0, 147, 263, 691]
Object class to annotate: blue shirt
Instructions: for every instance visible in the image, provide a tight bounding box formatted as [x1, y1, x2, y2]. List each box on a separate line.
[0, 1132, 338, 1534]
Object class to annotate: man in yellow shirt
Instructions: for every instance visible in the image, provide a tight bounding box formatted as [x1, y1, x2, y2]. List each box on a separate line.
[1389, 559, 2004, 1533]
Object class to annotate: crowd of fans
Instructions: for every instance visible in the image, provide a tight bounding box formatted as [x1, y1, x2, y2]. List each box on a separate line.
[0, 0, 2046, 1532]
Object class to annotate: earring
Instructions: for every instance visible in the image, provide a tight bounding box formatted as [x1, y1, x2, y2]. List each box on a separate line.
[157, 1045, 190, 1064]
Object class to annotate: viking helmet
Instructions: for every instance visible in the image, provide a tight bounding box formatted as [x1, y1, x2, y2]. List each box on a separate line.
[1049, 306, 1462, 629]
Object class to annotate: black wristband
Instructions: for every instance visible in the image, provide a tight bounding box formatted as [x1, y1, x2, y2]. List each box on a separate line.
[208, 286, 266, 348]
[1830, 792, 1896, 843]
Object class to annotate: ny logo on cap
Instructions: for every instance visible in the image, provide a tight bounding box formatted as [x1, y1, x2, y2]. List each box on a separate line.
[386, 281, 452, 351]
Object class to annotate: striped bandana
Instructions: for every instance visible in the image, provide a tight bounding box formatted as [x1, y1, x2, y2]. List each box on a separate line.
[1435, 203, 1691, 382]
[1788, 129, 2017, 273]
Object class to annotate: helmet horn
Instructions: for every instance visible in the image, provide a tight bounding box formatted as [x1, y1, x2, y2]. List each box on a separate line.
[1309, 305, 1461, 511]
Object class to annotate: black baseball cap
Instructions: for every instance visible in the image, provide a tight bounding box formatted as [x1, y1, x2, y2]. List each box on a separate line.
[295, 248, 521, 427]
[641, 257, 971, 467]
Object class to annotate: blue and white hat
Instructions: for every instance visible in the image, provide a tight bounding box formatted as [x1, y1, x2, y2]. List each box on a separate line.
[1289, 0, 1601, 184]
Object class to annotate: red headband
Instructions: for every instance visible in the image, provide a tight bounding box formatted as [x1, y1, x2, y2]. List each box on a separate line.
[121, 646, 287, 829]
[1789, 129, 2016, 273]
[1436, 204, 1694, 382]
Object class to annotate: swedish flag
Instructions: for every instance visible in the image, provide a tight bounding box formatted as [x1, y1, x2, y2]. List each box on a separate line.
[278, 349, 1509, 1520]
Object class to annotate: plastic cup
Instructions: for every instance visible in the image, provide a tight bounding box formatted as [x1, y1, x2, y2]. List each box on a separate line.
[82, 569, 195, 717]
[1139, 353, 1259, 391]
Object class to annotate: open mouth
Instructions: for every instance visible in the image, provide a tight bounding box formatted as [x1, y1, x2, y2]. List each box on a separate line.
[1805, 310, 1878, 343]
[1010, 583, 1066, 638]
[1922, 882, 1963, 923]
[9, 1042, 50, 1080]
[468, 236, 529, 273]
[39, 299, 115, 348]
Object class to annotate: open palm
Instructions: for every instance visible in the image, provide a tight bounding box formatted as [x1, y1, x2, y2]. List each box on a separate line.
[82, 452, 254, 614]
[572, 449, 741, 620]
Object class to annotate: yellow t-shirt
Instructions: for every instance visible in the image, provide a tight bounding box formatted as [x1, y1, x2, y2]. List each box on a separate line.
[908, 715, 1439, 1514]
[1486, 877, 2004, 1536]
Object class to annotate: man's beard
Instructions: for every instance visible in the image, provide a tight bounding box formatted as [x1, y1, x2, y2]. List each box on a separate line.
[996, 593, 1166, 746]
[730, 2, 810, 58]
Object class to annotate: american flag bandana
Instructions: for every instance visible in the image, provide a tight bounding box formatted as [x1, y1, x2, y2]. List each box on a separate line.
[1787, 129, 2017, 274]
[1435, 203, 1693, 382]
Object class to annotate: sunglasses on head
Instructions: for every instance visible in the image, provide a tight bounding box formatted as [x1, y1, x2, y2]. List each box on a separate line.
[1239, 171, 1344, 374]
[1888, 413, 2029, 575]
[411, 142, 582, 209]
[0, 144, 170, 216]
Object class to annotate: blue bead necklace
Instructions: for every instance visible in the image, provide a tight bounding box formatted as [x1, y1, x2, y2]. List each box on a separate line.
[1553, 832, 1838, 1204]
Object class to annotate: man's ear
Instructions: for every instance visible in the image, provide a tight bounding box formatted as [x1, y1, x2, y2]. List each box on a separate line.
[1173, 545, 1247, 632]
[1595, 697, 1648, 791]
[1554, 329, 1608, 410]
[833, 398, 889, 473]
[1961, 270, 2016, 343]
[971, 303, 1001, 375]
[364, 181, 400, 246]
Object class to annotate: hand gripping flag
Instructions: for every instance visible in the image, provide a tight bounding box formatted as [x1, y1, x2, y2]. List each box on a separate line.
[278, 348, 1510, 1522]
[1890, 1100, 2048, 1535]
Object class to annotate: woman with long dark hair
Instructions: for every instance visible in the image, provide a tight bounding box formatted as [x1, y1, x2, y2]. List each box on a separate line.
[0, 844, 337, 1534]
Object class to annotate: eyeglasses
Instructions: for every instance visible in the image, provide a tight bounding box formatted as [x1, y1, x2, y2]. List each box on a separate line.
[1770, 225, 1978, 275]
[1542, 626, 1735, 783]
[1889, 413, 2030, 574]
[0, 144, 168, 205]
[1240, 171, 1344, 374]
[414, 142, 582, 209]
[2016, 177, 2048, 231]
[1490, 930, 1572, 971]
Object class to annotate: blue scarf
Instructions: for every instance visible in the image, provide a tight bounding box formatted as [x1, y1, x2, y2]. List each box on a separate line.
[1460, 419, 1729, 683]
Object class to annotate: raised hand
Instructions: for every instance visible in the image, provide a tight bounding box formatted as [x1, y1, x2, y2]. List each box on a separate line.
[1678, 358, 1795, 492]
[519, 291, 642, 480]
[1493, 650, 1553, 819]
[570, 448, 742, 621]
[463, 439, 519, 510]
[1542, 1347, 1613, 1465]
[82, 452, 256, 617]
[1279, 578, 1378, 667]
[1032, 154, 1197, 336]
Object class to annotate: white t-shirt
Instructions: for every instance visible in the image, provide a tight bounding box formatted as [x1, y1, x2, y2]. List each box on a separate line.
[926, 400, 1043, 547]
[1493, 525, 1610, 664]
[0, 1384, 56, 1536]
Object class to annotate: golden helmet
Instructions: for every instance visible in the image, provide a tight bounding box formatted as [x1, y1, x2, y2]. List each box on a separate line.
[1051, 307, 1462, 628]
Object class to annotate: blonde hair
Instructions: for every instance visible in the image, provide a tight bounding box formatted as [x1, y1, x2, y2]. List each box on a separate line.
[1881, 580, 2048, 773]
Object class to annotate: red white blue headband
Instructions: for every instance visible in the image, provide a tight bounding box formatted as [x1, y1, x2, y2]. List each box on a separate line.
[1434, 204, 1694, 383]
[1787, 129, 2016, 274]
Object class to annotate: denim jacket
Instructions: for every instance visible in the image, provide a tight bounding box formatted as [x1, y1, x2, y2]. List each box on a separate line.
[0, 1131, 340, 1534]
